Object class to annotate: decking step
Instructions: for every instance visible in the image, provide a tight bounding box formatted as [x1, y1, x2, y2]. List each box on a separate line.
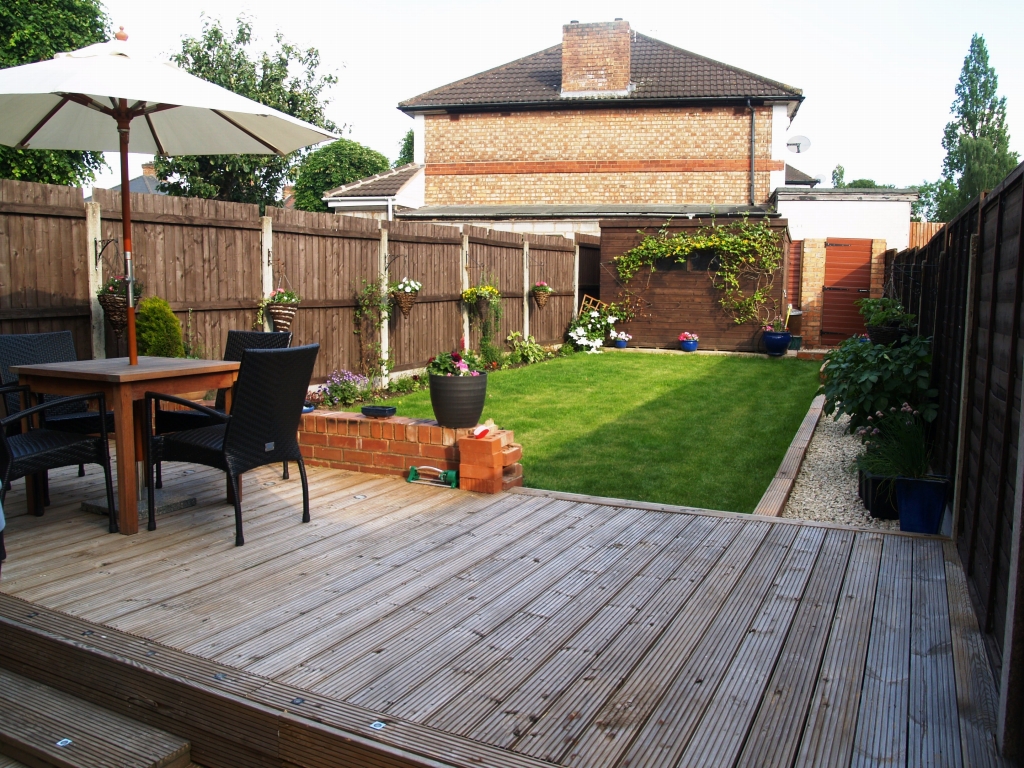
[0, 754, 31, 768]
[0, 669, 191, 768]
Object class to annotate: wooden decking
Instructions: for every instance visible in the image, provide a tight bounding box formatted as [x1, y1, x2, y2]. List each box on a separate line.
[0, 460, 1012, 768]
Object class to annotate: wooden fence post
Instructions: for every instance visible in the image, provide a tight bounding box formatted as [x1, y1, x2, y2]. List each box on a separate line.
[522, 238, 530, 339]
[951, 232, 979, 542]
[260, 216, 273, 331]
[379, 224, 390, 384]
[460, 229, 470, 346]
[84, 202, 105, 359]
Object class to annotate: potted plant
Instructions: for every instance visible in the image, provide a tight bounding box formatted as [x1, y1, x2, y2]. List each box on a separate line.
[531, 281, 554, 309]
[96, 275, 143, 338]
[855, 403, 947, 534]
[678, 332, 699, 352]
[255, 288, 301, 332]
[611, 331, 631, 349]
[760, 319, 791, 357]
[427, 350, 486, 428]
[390, 277, 422, 318]
[855, 297, 916, 346]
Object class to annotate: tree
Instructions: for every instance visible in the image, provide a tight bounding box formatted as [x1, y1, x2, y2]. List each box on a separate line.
[154, 16, 338, 210]
[395, 129, 414, 167]
[0, 0, 108, 186]
[933, 34, 1018, 221]
[831, 165, 895, 190]
[292, 139, 390, 212]
[831, 164, 845, 188]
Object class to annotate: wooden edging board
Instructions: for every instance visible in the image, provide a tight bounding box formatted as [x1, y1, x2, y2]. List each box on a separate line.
[508, 478, 945, 539]
[0, 594, 551, 768]
[752, 394, 825, 516]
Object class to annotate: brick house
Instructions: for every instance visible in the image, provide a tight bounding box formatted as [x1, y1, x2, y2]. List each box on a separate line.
[396, 19, 803, 234]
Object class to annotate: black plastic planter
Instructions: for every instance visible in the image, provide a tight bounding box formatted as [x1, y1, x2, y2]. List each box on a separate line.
[859, 470, 899, 520]
[429, 373, 487, 428]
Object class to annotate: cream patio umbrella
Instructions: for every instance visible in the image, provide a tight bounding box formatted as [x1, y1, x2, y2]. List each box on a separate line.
[0, 28, 337, 363]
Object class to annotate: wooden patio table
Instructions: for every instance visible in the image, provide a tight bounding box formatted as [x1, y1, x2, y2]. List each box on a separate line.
[10, 357, 240, 535]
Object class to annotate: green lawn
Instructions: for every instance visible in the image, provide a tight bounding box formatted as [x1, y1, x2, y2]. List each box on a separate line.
[384, 353, 821, 513]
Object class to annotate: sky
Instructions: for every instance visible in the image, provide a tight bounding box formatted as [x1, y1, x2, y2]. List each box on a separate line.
[86, 0, 1024, 193]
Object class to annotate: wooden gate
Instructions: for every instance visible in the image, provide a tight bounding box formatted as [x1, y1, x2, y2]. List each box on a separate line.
[820, 238, 872, 343]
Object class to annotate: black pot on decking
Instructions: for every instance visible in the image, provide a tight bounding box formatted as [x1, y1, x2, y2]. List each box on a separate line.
[429, 373, 487, 428]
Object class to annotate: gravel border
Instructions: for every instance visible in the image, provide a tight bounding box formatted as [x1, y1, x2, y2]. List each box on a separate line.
[782, 412, 900, 531]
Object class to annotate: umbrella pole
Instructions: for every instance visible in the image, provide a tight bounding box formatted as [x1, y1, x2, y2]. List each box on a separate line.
[117, 105, 138, 365]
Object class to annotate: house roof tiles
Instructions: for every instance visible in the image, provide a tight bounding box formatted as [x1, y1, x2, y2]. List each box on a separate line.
[399, 33, 802, 111]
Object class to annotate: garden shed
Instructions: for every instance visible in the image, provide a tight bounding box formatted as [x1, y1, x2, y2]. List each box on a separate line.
[599, 215, 791, 352]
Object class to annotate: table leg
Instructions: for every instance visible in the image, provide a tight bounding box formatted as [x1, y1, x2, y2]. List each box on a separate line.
[112, 385, 139, 534]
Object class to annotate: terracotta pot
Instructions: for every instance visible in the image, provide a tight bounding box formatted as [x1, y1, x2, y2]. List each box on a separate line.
[267, 303, 299, 332]
[97, 293, 129, 338]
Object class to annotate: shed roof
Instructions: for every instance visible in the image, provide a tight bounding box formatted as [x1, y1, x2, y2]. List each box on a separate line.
[399, 32, 802, 113]
[398, 203, 776, 221]
[323, 163, 422, 199]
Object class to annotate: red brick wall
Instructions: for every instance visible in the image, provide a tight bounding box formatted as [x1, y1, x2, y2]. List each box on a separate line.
[561, 20, 631, 93]
[297, 411, 523, 493]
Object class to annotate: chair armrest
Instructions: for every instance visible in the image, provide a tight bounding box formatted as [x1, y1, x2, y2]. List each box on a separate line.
[144, 392, 229, 422]
[0, 392, 107, 428]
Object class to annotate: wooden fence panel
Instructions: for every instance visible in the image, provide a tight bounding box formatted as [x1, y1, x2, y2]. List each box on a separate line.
[93, 189, 263, 362]
[0, 180, 92, 360]
[465, 227, 523, 352]
[385, 220, 463, 369]
[525, 234, 575, 345]
[888, 162, 1024, 757]
[268, 208, 379, 381]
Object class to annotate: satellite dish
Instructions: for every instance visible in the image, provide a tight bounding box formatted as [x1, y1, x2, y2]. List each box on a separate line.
[787, 136, 811, 154]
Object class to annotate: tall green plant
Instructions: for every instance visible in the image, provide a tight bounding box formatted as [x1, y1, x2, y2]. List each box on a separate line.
[0, 0, 109, 185]
[136, 297, 184, 358]
[353, 277, 391, 390]
[821, 336, 937, 430]
[154, 16, 338, 210]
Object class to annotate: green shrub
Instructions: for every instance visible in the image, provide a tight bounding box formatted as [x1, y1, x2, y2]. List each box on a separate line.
[507, 332, 551, 365]
[821, 335, 936, 430]
[136, 297, 184, 357]
[855, 297, 916, 328]
[317, 370, 370, 407]
[389, 375, 421, 394]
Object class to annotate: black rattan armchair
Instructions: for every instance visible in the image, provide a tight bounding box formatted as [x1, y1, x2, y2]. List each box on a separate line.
[0, 384, 117, 533]
[152, 330, 292, 487]
[144, 344, 319, 546]
[0, 332, 115, 487]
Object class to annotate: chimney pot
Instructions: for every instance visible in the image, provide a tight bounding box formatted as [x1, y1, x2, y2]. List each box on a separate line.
[570, 19, 579, 23]
[614, 17, 622, 20]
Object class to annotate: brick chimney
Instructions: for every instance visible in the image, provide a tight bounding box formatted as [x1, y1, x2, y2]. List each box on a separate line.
[560, 19, 633, 97]
[141, 162, 156, 177]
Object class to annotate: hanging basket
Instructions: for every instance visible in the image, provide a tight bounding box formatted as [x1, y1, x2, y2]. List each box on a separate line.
[97, 293, 129, 338]
[393, 290, 418, 318]
[533, 291, 550, 309]
[267, 303, 299, 332]
[475, 296, 490, 317]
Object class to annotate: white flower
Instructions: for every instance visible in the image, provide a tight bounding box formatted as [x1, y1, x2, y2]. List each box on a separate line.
[590, 311, 599, 317]
[607, 316, 617, 324]
[405, 287, 412, 292]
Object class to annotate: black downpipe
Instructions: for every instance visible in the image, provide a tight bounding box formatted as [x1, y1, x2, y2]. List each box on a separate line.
[748, 98, 756, 206]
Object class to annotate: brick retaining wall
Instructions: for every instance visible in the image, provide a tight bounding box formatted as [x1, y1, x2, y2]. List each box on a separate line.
[297, 411, 523, 493]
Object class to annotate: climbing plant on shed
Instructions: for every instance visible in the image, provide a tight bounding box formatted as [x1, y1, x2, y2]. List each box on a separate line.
[614, 218, 785, 326]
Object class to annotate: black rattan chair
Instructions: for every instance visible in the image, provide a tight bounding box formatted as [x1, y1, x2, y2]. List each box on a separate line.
[0, 384, 117, 533]
[144, 344, 319, 546]
[0, 332, 115, 489]
[152, 330, 292, 487]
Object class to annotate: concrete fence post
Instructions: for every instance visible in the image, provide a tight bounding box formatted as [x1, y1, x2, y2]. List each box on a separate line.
[522, 238, 530, 339]
[84, 202, 105, 359]
[379, 224, 390, 384]
[460, 229, 470, 346]
[260, 216, 273, 331]
[573, 239, 580, 312]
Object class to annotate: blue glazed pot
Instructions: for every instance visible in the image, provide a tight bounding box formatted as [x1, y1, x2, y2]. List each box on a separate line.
[896, 476, 948, 534]
[679, 340, 699, 352]
[762, 331, 792, 356]
[614, 339, 627, 348]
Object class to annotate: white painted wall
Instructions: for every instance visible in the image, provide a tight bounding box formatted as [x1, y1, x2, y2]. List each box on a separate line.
[413, 114, 425, 164]
[776, 199, 913, 250]
[396, 167, 425, 209]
